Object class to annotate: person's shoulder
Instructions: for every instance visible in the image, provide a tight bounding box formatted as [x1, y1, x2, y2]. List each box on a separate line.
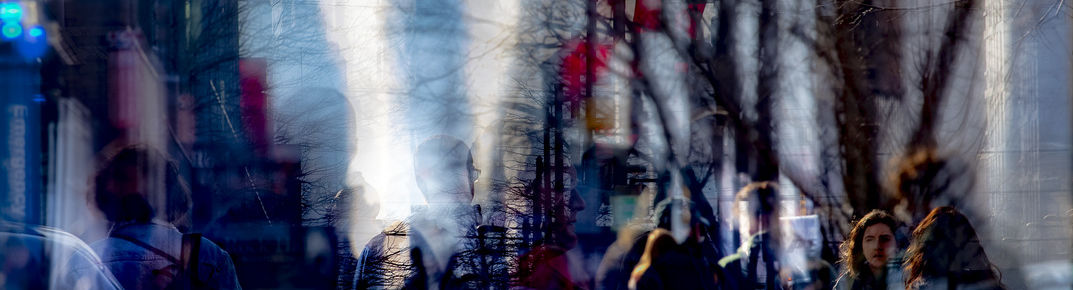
[10, 223, 123, 289]
[30, 224, 106, 263]
[833, 272, 852, 290]
[181, 234, 236, 272]
[194, 235, 233, 259]
[361, 221, 412, 246]
[25, 225, 111, 267]
[190, 235, 242, 288]
[634, 267, 665, 289]
[31, 224, 84, 244]
[383, 220, 411, 236]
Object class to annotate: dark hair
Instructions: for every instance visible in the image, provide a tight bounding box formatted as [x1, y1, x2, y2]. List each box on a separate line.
[889, 147, 971, 224]
[734, 181, 779, 218]
[164, 157, 192, 229]
[839, 210, 898, 280]
[653, 198, 709, 230]
[94, 146, 191, 224]
[629, 228, 677, 289]
[904, 206, 1003, 289]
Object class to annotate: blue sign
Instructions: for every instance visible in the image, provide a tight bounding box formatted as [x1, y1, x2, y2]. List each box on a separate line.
[0, 61, 41, 224]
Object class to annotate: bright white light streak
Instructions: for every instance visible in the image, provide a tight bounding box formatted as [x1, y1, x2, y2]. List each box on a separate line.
[463, 0, 521, 206]
[319, 0, 523, 220]
[318, 0, 414, 220]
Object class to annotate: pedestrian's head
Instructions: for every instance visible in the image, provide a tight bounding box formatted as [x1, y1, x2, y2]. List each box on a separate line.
[414, 136, 477, 204]
[653, 197, 709, 244]
[93, 145, 190, 224]
[523, 149, 582, 249]
[734, 181, 779, 238]
[890, 147, 972, 225]
[499, 130, 584, 250]
[904, 206, 1001, 288]
[839, 210, 898, 279]
[541, 160, 583, 250]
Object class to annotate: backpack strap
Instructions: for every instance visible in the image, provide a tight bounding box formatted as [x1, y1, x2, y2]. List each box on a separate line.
[181, 233, 203, 286]
[110, 233, 180, 264]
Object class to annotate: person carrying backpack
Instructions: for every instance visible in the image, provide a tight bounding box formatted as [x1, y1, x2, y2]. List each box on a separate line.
[90, 145, 241, 289]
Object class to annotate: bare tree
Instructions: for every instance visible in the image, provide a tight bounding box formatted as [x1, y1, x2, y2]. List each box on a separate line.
[499, 0, 989, 266]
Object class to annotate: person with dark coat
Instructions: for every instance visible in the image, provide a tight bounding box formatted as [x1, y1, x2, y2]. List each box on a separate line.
[904, 207, 1004, 290]
[628, 198, 720, 290]
[719, 181, 782, 290]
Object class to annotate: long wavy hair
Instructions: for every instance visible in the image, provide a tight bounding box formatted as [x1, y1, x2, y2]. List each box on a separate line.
[903, 206, 1003, 289]
[628, 228, 677, 289]
[838, 210, 898, 280]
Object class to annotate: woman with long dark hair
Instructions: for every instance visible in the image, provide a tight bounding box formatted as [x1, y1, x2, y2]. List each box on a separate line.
[903, 206, 1003, 290]
[836, 210, 901, 290]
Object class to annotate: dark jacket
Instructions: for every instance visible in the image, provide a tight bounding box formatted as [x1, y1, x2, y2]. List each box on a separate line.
[634, 240, 720, 290]
[719, 232, 781, 290]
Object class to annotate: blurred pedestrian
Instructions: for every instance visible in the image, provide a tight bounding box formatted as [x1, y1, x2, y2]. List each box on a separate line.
[597, 168, 722, 290]
[628, 198, 720, 290]
[889, 148, 972, 228]
[515, 160, 588, 290]
[719, 181, 783, 289]
[0, 219, 123, 289]
[779, 260, 835, 290]
[354, 136, 483, 289]
[91, 145, 241, 289]
[903, 206, 1004, 290]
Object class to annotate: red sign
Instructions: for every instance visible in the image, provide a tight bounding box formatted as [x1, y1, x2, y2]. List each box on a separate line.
[240, 58, 271, 155]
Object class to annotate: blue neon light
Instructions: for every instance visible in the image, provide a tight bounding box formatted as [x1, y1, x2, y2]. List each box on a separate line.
[0, 3, 21, 22]
[2, 23, 21, 39]
[27, 26, 41, 38]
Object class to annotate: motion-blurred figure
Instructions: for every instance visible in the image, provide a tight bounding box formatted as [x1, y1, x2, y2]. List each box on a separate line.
[719, 181, 783, 289]
[889, 148, 973, 227]
[904, 206, 1004, 290]
[515, 156, 588, 289]
[627, 198, 720, 290]
[0, 219, 122, 289]
[835, 210, 902, 290]
[354, 136, 483, 289]
[779, 260, 835, 290]
[91, 145, 241, 289]
[597, 170, 722, 290]
[594, 220, 649, 290]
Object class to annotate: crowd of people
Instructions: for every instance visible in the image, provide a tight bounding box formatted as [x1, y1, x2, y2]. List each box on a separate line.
[1, 145, 242, 289]
[594, 185, 1004, 290]
[0, 137, 1011, 290]
[347, 136, 1007, 290]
